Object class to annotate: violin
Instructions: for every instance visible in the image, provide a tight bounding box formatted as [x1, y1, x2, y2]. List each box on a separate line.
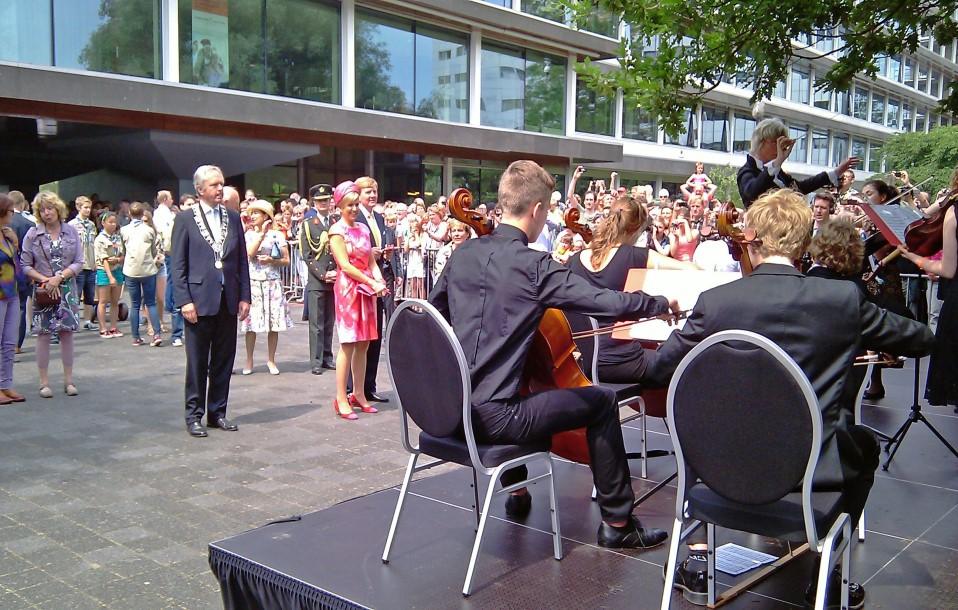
[715, 202, 755, 276]
[903, 189, 958, 256]
[446, 187, 594, 464]
[564, 207, 593, 243]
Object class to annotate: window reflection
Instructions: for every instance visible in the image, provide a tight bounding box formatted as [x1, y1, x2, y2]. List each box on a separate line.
[576, 77, 614, 136]
[481, 43, 564, 135]
[623, 97, 658, 142]
[700, 106, 728, 151]
[665, 108, 696, 148]
[789, 125, 808, 163]
[733, 114, 755, 153]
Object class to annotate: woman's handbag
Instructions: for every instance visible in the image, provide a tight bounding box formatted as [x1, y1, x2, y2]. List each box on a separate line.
[32, 284, 59, 309]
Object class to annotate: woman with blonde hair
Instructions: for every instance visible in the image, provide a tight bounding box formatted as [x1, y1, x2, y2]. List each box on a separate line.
[567, 195, 696, 382]
[21, 191, 84, 397]
[433, 218, 470, 277]
[329, 182, 387, 420]
[241, 200, 292, 375]
[404, 214, 425, 299]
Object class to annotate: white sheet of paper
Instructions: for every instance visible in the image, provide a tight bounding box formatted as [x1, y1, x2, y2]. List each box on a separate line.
[619, 269, 740, 342]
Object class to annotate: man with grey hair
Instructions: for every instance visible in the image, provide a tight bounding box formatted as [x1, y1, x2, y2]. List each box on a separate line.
[222, 185, 241, 213]
[171, 165, 251, 437]
[738, 118, 858, 208]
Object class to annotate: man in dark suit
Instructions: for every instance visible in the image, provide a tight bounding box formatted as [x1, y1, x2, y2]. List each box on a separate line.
[171, 165, 251, 438]
[300, 184, 337, 375]
[648, 189, 934, 608]
[738, 118, 858, 208]
[347, 176, 388, 402]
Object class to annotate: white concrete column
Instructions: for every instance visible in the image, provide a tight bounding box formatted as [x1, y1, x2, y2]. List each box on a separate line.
[469, 28, 482, 126]
[565, 53, 577, 137]
[161, 0, 179, 82]
[614, 88, 624, 139]
[442, 157, 453, 196]
[342, 0, 356, 107]
[511, 0, 521, 11]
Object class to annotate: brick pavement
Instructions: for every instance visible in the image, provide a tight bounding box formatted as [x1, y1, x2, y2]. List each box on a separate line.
[0, 304, 413, 609]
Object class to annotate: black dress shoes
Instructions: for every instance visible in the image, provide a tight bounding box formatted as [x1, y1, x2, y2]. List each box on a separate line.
[311, 367, 323, 375]
[804, 569, 865, 609]
[321, 362, 336, 370]
[188, 421, 207, 437]
[669, 552, 709, 606]
[597, 516, 668, 549]
[208, 417, 238, 431]
[504, 492, 532, 519]
[367, 393, 389, 403]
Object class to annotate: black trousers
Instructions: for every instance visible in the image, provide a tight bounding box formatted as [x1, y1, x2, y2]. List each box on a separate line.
[347, 295, 384, 395]
[184, 297, 237, 425]
[597, 348, 657, 384]
[474, 386, 635, 522]
[687, 424, 880, 545]
[307, 286, 335, 368]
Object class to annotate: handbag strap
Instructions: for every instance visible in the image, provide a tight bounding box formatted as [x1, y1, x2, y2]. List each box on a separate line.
[36, 230, 55, 280]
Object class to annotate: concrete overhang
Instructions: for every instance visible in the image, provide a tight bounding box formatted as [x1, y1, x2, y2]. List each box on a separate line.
[0, 62, 623, 166]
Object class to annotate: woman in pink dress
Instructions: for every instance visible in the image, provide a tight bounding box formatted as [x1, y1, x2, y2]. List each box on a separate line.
[329, 181, 388, 420]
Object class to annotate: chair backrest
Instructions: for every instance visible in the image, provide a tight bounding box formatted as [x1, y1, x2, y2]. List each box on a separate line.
[385, 300, 470, 447]
[563, 311, 599, 383]
[667, 331, 823, 541]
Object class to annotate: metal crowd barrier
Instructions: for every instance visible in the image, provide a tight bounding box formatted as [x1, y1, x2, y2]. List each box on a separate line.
[281, 244, 306, 303]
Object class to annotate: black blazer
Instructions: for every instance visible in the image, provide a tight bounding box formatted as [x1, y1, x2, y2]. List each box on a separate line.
[647, 263, 934, 487]
[737, 154, 834, 208]
[170, 207, 251, 317]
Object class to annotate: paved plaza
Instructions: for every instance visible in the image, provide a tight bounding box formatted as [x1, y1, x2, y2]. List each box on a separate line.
[0, 304, 957, 609]
[0, 304, 418, 609]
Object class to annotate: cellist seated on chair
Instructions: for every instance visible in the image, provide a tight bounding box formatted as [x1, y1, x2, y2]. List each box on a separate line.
[429, 160, 680, 550]
[644, 189, 934, 608]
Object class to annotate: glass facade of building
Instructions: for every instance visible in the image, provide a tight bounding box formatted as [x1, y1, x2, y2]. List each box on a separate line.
[178, 0, 340, 103]
[575, 78, 615, 136]
[0, 0, 160, 78]
[481, 43, 565, 134]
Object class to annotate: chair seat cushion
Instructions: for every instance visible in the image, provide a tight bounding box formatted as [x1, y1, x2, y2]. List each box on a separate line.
[419, 432, 550, 468]
[687, 483, 845, 542]
[599, 381, 643, 403]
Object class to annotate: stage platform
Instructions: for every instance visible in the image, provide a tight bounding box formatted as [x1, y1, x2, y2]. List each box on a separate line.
[209, 381, 958, 610]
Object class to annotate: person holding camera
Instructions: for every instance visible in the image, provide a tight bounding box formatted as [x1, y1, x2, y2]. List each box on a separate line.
[300, 185, 337, 375]
[738, 118, 858, 208]
[241, 200, 292, 376]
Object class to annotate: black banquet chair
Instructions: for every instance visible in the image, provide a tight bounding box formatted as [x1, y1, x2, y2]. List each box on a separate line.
[660, 330, 852, 610]
[380, 299, 563, 596]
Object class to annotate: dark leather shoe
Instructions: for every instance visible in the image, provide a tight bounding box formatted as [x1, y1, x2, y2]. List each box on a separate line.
[667, 552, 708, 606]
[504, 492, 532, 519]
[597, 516, 668, 549]
[209, 417, 238, 431]
[187, 421, 207, 437]
[321, 362, 336, 370]
[804, 570, 865, 609]
[368, 392, 389, 403]
[863, 385, 885, 400]
[311, 367, 323, 375]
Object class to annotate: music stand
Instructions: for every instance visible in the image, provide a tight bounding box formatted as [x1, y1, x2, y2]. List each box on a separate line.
[880, 273, 958, 470]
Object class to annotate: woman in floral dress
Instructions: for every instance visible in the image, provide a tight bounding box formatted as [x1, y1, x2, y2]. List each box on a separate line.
[329, 181, 387, 420]
[241, 200, 292, 375]
[21, 192, 83, 398]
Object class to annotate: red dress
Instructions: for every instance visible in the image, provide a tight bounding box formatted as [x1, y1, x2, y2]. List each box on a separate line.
[330, 220, 378, 343]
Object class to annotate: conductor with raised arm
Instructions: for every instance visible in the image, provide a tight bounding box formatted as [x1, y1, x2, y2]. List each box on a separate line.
[172, 165, 251, 438]
[429, 160, 680, 550]
[738, 118, 858, 208]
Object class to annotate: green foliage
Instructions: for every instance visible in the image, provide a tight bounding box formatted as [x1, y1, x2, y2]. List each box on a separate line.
[881, 126, 958, 195]
[562, 0, 958, 136]
[706, 164, 742, 207]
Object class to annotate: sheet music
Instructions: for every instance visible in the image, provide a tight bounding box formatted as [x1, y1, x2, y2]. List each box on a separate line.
[614, 270, 740, 342]
[861, 204, 922, 246]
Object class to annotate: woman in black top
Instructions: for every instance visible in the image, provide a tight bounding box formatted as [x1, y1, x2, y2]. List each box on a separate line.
[568, 196, 697, 383]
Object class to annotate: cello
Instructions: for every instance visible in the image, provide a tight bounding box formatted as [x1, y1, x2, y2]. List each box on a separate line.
[448, 188, 594, 463]
[715, 202, 756, 276]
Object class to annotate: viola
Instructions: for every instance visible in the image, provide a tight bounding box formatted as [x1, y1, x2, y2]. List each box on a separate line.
[564, 207, 593, 243]
[715, 202, 755, 276]
[446, 187, 594, 464]
[904, 189, 958, 256]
